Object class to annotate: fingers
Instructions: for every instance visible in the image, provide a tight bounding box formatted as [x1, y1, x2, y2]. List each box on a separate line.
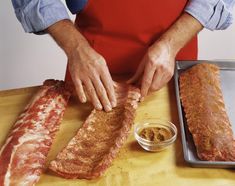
[129, 41, 175, 100]
[150, 68, 173, 91]
[68, 45, 117, 112]
[100, 67, 117, 108]
[150, 70, 164, 91]
[73, 79, 87, 103]
[69, 66, 87, 103]
[71, 68, 116, 112]
[140, 62, 156, 99]
[127, 60, 145, 84]
[92, 74, 113, 112]
[83, 79, 103, 111]
[73, 75, 114, 112]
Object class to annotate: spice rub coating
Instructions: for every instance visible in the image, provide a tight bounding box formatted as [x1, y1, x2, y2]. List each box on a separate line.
[180, 63, 235, 161]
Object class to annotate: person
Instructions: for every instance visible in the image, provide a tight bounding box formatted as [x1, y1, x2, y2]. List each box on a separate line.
[12, 0, 234, 112]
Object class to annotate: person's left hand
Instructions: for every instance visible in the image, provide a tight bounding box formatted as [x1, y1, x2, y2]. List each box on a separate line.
[127, 40, 176, 100]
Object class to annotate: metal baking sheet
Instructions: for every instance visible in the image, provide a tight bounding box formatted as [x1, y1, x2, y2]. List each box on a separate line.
[174, 60, 235, 168]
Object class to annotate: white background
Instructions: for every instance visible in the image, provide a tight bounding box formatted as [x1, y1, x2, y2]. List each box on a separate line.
[1, 1, 235, 90]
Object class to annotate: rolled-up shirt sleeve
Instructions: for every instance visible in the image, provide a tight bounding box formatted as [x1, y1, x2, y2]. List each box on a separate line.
[11, 0, 70, 33]
[185, 0, 235, 30]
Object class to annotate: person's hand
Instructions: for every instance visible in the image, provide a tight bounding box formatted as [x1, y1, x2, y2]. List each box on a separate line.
[127, 40, 175, 100]
[68, 43, 117, 112]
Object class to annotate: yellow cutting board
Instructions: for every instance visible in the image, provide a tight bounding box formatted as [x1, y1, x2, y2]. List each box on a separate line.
[0, 81, 235, 186]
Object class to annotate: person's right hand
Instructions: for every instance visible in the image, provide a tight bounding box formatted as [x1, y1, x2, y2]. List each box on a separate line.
[68, 43, 117, 112]
[46, 20, 116, 111]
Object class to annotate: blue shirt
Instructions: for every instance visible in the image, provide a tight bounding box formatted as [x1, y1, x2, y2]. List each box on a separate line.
[11, 0, 235, 33]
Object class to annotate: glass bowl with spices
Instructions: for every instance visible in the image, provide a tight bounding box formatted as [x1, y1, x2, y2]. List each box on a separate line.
[134, 120, 177, 152]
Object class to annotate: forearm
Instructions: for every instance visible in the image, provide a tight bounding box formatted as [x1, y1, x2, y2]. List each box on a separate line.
[156, 12, 203, 56]
[47, 20, 89, 57]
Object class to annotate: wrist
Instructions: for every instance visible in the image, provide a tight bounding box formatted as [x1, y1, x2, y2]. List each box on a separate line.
[47, 20, 89, 58]
[150, 37, 178, 59]
[66, 41, 92, 63]
[63, 35, 89, 58]
[152, 13, 203, 57]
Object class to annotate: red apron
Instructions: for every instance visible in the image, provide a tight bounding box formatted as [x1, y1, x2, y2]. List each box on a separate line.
[66, 0, 197, 80]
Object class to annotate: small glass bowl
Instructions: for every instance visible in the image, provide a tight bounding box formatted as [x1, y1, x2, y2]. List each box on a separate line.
[134, 120, 177, 152]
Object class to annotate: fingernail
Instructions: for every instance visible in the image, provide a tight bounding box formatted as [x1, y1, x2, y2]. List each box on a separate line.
[111, 101, 117, 108]
[96, 104, 103, 110]
[81, 96, 86, 103]
[106, 105, 112, 112]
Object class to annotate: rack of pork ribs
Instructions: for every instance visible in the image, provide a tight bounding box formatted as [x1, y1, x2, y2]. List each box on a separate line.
[0, 80, 140, 185]
[179, 63, 235, 161]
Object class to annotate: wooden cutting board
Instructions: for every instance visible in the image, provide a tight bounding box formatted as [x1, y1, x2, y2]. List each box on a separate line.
[0, 81, 235, 186]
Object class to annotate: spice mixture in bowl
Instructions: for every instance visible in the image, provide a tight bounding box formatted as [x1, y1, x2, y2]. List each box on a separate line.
[134, 120, 177, 152]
